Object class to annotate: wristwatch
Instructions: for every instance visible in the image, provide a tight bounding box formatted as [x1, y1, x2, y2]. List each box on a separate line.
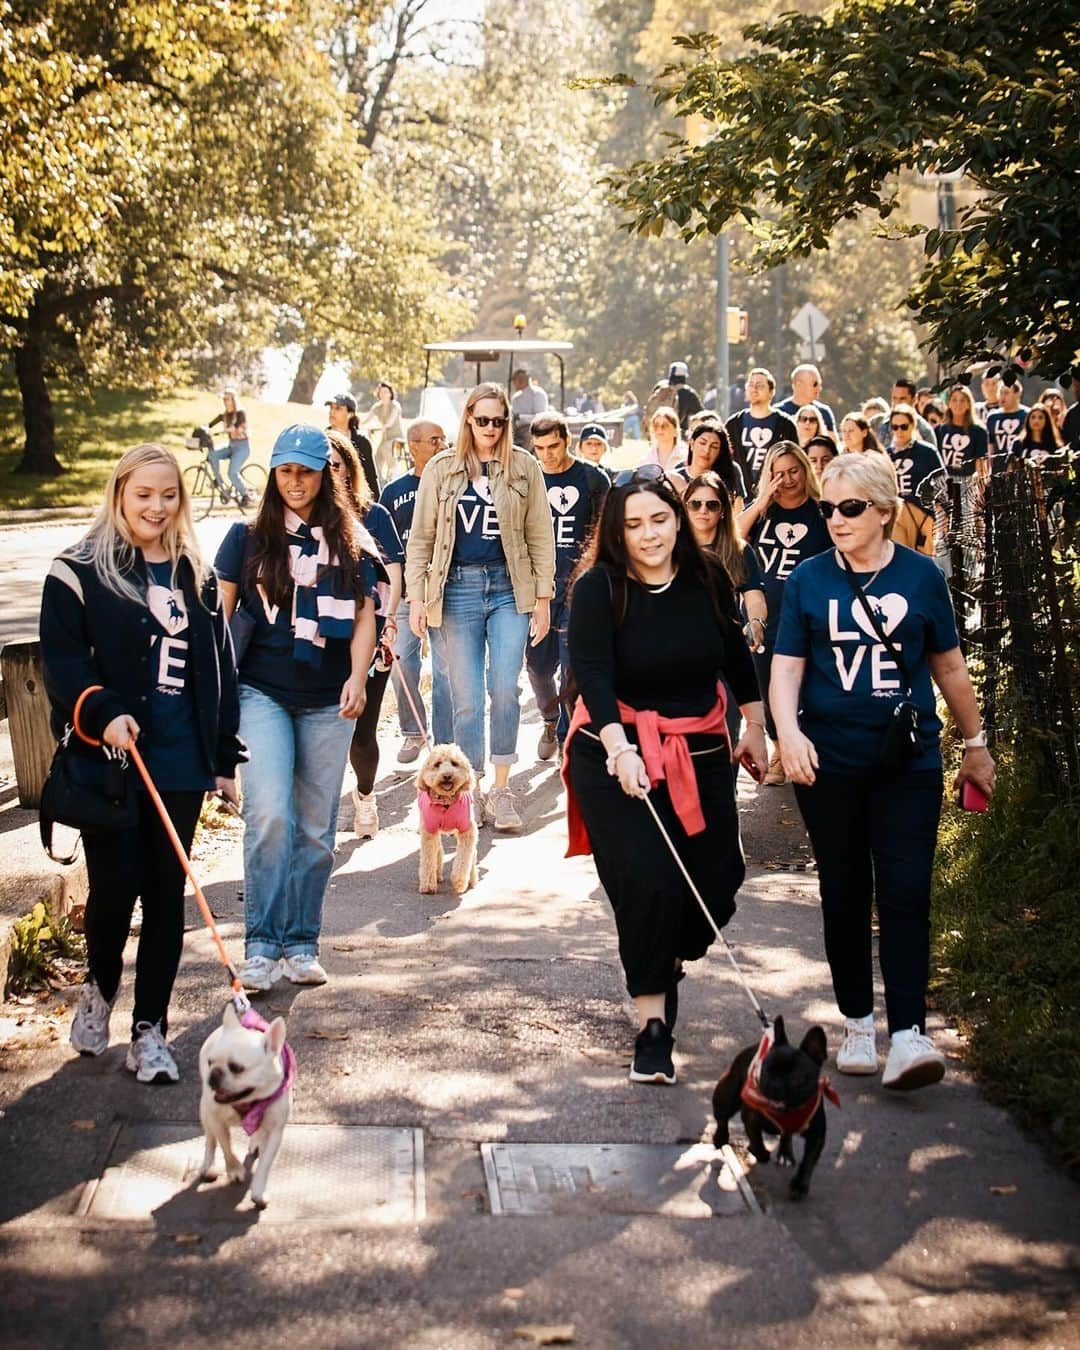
[962, 731, 988, 749]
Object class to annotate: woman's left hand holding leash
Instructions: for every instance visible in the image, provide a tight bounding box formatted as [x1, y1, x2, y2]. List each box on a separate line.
[616, 749, 650, 799]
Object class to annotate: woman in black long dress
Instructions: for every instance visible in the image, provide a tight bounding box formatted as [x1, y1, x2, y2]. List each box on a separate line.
[563, 471, 766, 1085]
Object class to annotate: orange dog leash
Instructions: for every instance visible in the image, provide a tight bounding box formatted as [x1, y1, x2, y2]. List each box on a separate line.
[73, 685, 249, 1011]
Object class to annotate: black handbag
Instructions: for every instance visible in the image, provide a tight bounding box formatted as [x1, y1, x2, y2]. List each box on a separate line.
[839, 554, 921, 772]
[39, 730, 138, 864]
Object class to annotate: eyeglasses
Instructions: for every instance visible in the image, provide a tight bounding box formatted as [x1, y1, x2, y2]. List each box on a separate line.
[470, 415, 507, 429]
[686, 498, 722, 513]
[819, 498, 876, 520]
[613, 464, 673, 488]
[890, 422, 912, 431]
[424, 435, 447, 445]
[797, 413, 818, 422]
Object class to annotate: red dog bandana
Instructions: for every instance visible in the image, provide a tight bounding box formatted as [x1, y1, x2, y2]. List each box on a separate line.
[739, 1024, 840, 1136]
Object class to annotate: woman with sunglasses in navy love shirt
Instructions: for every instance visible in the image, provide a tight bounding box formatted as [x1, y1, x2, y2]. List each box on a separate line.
[738, 441, 831, 785]
[405, 382, 555, 832]
[771, 452, 995, 1093]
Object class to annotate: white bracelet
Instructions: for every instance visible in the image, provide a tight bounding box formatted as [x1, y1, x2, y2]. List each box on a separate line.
[606, 743, 638, 776]
[963, 731, 988, 749]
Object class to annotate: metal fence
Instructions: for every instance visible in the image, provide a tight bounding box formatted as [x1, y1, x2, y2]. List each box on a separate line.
[948, 464, 1079, 796]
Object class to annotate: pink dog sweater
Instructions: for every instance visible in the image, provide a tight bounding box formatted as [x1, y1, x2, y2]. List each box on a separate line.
[419, 788, 473, 834]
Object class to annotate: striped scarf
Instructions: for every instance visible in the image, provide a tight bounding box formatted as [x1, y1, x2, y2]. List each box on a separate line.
[283, 508, 357, 667]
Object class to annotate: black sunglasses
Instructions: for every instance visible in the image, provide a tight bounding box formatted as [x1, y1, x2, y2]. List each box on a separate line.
[819, 498, 876, 520]
[613, 463, 674, 489]
[471, 415, 507, 429]
[686, 498, 722, 513]
[890, 421, 912, 431]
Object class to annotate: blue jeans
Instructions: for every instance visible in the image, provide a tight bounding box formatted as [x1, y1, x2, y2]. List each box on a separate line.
[430, 563, 530, 773]
[526, 594, 570, 743]
[391, 596, 452, 742]
[209, 438, 251, 496]
[239, 685, 352, 960]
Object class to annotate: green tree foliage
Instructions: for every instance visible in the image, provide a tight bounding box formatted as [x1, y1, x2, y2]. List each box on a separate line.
[607, 0, 1080, 376]
[0, 0, 467, 473]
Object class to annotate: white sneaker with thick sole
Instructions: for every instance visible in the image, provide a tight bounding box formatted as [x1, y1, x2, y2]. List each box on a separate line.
[883, 1025, 946, 1091]
[125, 1021, 179, 1084]
[836, 1015, 878, 1075]
[70, 979, 113, 1057]
[353, 788, 379, 839]
[238, 955, 280, 992]
[487, 786, 523, 832]
[281, 953, 328, 985]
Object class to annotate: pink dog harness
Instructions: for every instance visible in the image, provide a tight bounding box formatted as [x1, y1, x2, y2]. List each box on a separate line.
[419, 788, 473, 834]
[237, 1007, 297, 1136]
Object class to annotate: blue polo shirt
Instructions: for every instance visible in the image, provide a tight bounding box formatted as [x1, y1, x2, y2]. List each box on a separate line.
[774, 546, 959, 773]
[379, 472, 420, 549]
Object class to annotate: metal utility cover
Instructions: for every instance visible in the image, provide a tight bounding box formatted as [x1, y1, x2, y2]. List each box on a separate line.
[83, 1123, 424, 1225]
[481, 1142, 751, 1218]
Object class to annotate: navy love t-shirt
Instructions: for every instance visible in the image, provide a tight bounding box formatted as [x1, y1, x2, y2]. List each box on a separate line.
[888, 441, 945, 502]
[748, 499, 831, 643]
[451, 474, 506, 566]
[542, 460, 608, 600]
[937, 423, 989, 477]
[143, 560, 213, 790]
[986, 407, 1029, 469]
[733, 412, 791, 488]
[774, 546, 959, 773]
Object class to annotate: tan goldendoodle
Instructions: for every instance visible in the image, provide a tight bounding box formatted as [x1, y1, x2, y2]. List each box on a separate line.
[416, 743, 479, 895]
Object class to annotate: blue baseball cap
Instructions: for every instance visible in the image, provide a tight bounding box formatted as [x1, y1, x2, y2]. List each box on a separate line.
[270, 424, 331, 471]
[578, 423, 609, 444]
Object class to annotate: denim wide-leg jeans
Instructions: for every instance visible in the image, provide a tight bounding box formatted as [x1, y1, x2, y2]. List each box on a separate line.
[430, 563, 530, 774]
[239, 685, 353, 960]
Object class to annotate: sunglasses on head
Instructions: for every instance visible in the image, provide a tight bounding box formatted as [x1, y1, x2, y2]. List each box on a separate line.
[686, 497, 722, 513]
[819, 498, 876, 520]
[471, 414, 507, 429]
[613, 463, 674, 488]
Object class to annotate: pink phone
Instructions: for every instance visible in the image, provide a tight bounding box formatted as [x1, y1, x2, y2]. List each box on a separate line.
[958, 780, 989, 813]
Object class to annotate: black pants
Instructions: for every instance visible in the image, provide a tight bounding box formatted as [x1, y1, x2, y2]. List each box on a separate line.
[752, 648, 777, 739]
[349, 665, 391, 794]
[82, 790, 203, 1038]
[569, 731, 744, 997]
[794, 769, 943, 1033]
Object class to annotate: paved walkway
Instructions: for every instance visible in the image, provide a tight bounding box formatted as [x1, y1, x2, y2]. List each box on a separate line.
[0, 724, 1076, 1347]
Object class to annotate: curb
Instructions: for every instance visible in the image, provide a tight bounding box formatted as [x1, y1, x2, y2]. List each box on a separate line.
[0, 508, 96, 529]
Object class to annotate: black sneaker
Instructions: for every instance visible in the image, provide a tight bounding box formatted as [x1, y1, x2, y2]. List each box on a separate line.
[664, 966, 686, 1032]
[629, 1018, 676, 1084]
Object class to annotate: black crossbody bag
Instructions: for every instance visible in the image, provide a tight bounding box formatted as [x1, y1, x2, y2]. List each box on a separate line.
[40, 729, 137, 864]
[839, 554, 920, 772]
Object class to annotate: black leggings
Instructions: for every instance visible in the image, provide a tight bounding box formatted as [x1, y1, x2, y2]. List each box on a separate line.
[794, 769, 943, 1033]
[82, 790, 203, 1039]
[349, 665, 392, 794]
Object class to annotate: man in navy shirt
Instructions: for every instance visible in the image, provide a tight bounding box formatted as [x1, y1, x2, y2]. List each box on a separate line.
[379, 420, 452, 762]
[985, 377, 1028, 470]
[775, 363, 837, 432]
[528, 413, 609, 760]
[726, 367, 799, 490]
[887, 404, 945, 555]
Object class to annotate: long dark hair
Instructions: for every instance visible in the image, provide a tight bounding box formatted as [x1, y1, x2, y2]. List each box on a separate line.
[1020, 404, 1064, 451]
[684, 472, 746, 588]
[246, 462, 365, 609]
[570, 478, 739, 626]
[686, 418, 739, 489]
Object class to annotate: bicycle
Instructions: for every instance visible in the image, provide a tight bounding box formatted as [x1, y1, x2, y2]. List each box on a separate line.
[182, 426, 268, 520]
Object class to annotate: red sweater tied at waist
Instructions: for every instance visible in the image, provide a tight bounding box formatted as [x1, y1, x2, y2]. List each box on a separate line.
[561, 684, 730, 857]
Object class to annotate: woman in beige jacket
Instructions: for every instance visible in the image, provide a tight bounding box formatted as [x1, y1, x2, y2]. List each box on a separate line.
[406, 382, 555, 831]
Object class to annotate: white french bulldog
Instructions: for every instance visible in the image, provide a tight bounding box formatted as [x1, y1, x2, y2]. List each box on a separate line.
[198, 1001, 295, 1209]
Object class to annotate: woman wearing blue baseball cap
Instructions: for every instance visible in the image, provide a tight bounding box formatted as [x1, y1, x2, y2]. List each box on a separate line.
[216, 424, 383, 991]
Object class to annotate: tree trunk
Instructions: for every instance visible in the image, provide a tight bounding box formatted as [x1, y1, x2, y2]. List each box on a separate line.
[14, 331, 65, 476]
[287, 339, 327, 405]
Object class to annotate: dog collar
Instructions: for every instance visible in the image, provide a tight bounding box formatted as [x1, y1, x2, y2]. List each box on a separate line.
[236, 1007, 297, 1137]
[739, 1025, 840, 1136]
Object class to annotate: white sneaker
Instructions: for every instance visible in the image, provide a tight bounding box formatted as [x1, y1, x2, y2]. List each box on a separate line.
[883, 1025, 946, 1091]
[487, 786, 523, 832]
[238, 955, 280, 992]
[125, 1021, 179, 1084]
[353, 788, 379, 839]
[281, 953, 328, 985]
[70, 979, 113, 1057]
[836, 1015, 878, 1075]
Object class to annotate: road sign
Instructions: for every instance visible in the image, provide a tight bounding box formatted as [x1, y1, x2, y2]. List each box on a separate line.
[789, 302, 829, 342]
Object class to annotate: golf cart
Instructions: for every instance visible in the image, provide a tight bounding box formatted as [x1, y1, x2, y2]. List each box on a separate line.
[419, 339, 626, 446]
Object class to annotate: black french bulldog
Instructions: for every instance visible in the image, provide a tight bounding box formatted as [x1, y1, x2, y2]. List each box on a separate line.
[712, 1015, 835, 1200]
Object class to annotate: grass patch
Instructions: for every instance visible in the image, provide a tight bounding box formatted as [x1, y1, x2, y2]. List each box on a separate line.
[0, 379, 316, 510]
[931, 756, 1080, 1176]
[7, 900, 86, 995]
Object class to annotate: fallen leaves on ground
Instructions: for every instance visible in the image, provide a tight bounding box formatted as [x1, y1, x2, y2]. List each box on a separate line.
[990, 1184, 1018, 1195]
[70, 1119, 96, 1131]
[171, 1233, 202, 1245]
[306, 1028, 350, 1041]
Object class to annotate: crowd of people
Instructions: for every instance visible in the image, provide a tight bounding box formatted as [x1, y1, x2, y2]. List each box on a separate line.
[45, 352, 1076, 1091]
